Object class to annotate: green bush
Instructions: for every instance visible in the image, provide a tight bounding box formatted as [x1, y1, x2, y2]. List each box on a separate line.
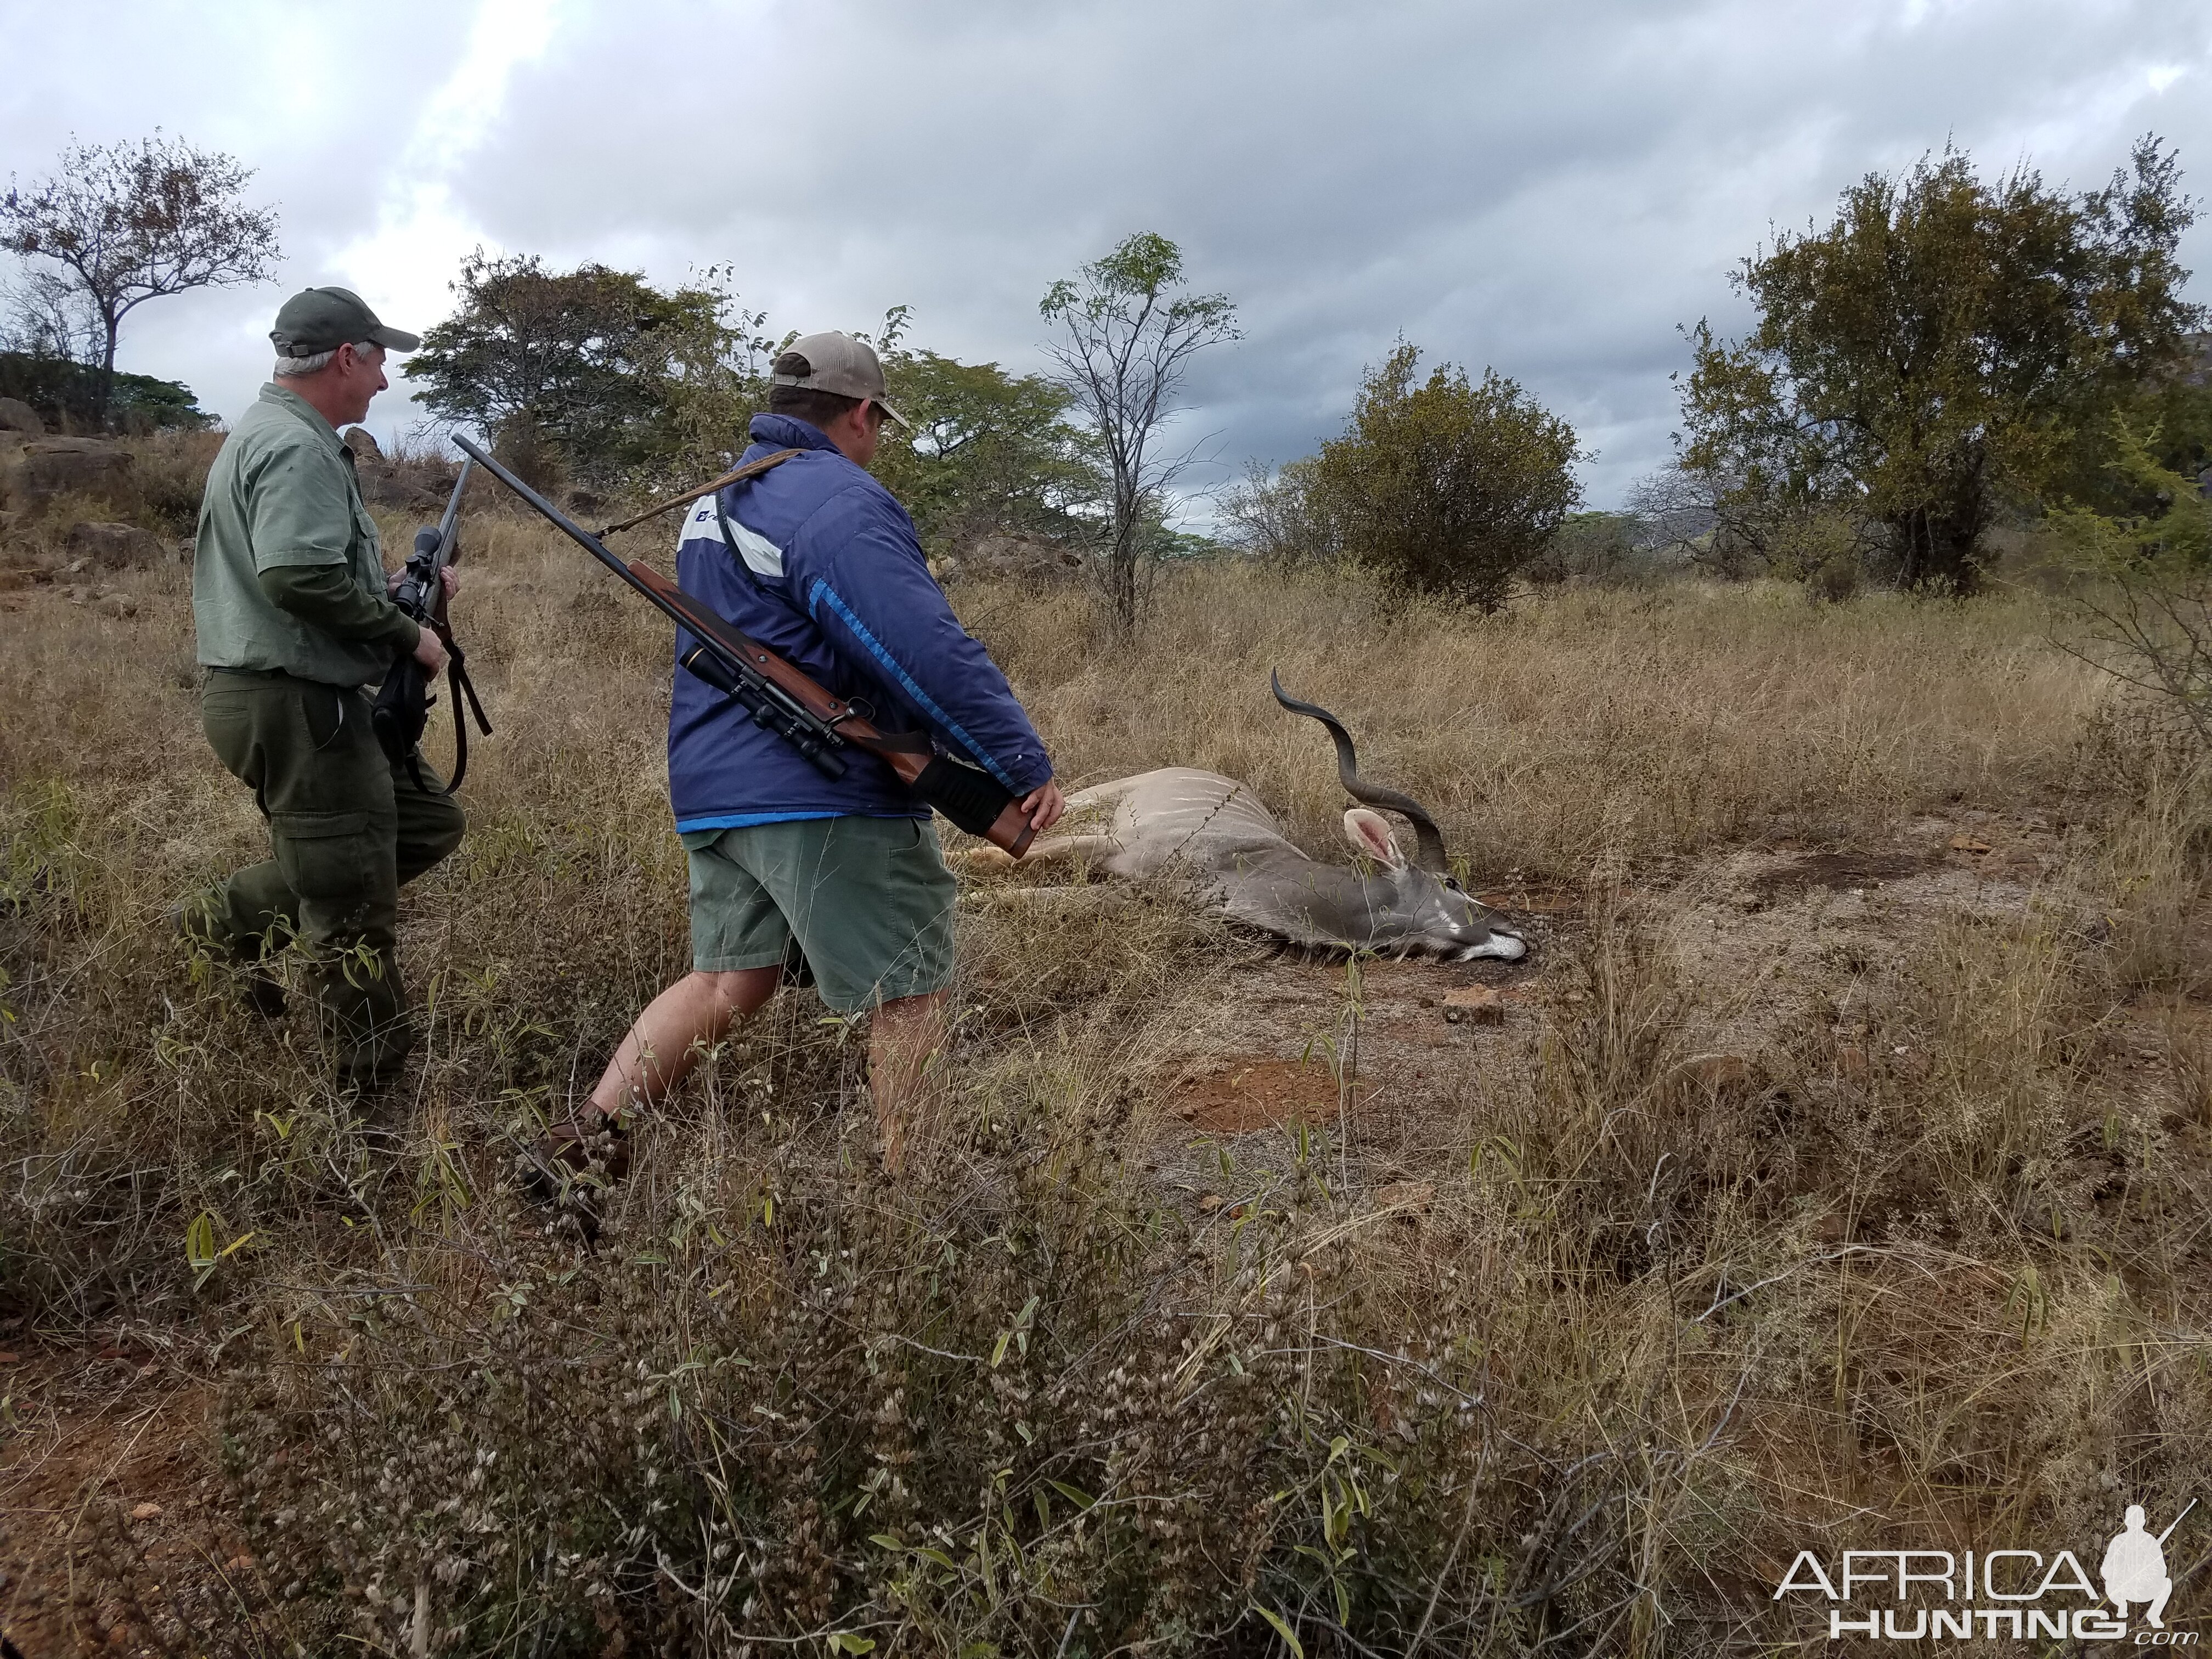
[1307, 342, 1581, 610]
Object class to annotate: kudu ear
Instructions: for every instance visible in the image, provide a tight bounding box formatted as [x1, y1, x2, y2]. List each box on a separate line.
[1343, 808, 1408, 871]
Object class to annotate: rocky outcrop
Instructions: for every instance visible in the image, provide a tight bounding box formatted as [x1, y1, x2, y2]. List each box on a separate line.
[339, 425, 455, 511]
[353, 462, 442, 513]
[0, 437, 135, 511]
[0, 397, 44, 435]
[65, 520, 168, 569]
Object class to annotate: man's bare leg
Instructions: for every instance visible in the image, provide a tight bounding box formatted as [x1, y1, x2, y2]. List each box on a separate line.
[871, 991, 949, 1173]
[588, 967, 782, 1121]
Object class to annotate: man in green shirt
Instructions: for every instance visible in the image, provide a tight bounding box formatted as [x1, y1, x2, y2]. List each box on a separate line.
[179, 286, 465, 1097]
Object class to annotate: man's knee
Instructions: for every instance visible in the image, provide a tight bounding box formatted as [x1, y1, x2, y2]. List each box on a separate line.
[695, 967, 776, 1007]
[425, 796, 466, 861]
[397, 793, 466, 884]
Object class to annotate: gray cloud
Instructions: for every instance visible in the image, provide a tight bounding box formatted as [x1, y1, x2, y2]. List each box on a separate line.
[5, 0, 2207, 509]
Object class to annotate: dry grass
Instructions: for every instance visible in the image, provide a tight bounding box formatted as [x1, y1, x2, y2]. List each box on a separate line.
[970, 565, 2096, 881]
[4, 476, 2211, 1656]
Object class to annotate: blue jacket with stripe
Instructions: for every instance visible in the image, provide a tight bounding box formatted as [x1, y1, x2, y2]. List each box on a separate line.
[667, 413, 1053, 833]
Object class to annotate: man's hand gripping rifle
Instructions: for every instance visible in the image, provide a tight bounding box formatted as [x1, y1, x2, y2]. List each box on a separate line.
[452, 434, 1036, 858]
[371, 459, 493, 792]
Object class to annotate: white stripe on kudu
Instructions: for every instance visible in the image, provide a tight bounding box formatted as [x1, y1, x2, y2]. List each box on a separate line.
[972, 681, 1527, 962]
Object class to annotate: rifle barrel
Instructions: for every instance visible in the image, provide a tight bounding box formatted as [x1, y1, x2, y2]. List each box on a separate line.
[453, 433, 848, 776]
[433, 457, 476, 560]
[455, 434, 696, 631]
[2157, 1497, 2197, 1545]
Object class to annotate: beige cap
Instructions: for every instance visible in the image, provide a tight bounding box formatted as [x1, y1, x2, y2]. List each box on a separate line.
[771, 331, 910, 427]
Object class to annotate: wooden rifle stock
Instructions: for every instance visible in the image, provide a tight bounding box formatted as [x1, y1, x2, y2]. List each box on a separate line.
[630, 562, 1036, 858]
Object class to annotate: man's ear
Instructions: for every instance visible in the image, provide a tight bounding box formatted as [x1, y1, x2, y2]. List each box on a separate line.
[1343, 808, 1407, 870]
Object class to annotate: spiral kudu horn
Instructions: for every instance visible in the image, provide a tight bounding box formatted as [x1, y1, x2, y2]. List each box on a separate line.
[1271, 670, 1449, 873]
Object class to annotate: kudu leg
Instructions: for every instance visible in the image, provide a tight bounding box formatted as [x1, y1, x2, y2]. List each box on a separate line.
[957, 832, 1120, 874]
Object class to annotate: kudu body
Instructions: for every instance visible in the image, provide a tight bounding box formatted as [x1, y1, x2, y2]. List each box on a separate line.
[979, 677, 1527, 961]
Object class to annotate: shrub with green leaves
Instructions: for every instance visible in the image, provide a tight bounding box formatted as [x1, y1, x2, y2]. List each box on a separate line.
[1307, 342, 1581, 611]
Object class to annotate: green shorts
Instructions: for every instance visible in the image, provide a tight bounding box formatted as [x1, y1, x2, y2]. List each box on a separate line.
[679, 814, 957, 1013]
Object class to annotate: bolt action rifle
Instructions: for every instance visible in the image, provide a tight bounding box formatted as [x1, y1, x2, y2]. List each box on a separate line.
[370, 458, 492, 792]
[452, 435, 1036, 858]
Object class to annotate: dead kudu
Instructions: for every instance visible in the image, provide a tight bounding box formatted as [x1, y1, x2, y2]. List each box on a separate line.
[970, 674, 1528, 961]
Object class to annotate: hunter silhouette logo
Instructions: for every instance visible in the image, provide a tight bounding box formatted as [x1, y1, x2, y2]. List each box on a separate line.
[1773, 1498, 2199, 1643]
[2107, 1502, 2194, 1630]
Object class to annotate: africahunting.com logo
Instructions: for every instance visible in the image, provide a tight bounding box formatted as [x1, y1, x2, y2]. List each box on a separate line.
[1773, 1501, 2197, 1643]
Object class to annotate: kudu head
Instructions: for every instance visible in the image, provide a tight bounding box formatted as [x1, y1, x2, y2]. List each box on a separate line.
[1272, 672, 1527, 962]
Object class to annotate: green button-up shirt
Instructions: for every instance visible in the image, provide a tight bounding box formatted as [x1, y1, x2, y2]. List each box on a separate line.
[193, 383, 406, 687]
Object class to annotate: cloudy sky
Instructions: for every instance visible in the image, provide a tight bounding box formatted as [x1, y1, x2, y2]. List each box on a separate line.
[4, 0, 2208, 510]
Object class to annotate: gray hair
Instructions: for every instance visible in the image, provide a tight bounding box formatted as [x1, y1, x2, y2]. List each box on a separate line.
[273, 340, 379, 379]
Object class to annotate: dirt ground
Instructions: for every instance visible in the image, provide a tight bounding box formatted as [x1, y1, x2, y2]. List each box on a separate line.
[1133, 809, 2081, 1189]
[0, 809, 2174, 1653]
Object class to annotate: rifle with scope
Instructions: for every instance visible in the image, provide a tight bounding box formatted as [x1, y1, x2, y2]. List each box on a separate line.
[452, 434, 1036, 859]
[371, 458, 491, 792]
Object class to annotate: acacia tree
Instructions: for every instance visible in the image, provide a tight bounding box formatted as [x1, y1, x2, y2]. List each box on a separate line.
[1041, 232, 1238, 633]
[408, 251, 767, 492]
[1308, 342, 1582, 610]
[0, 132, 280, 427]
[1679, 138, 2203, 594]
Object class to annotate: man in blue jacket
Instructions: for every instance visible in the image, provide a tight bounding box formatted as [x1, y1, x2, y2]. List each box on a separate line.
[551, 332, 1063, 1177]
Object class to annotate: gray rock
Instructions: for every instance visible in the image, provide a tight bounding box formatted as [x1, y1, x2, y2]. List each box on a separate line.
[342, 426, 383, 462]
[353, 466, 441, 512]
[65, 520, 168, 570]
[0, 396, 44, 436]
[0, 438, 134, 511]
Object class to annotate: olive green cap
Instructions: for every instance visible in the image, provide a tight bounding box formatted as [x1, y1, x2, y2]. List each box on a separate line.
[269, 286, 420, 358]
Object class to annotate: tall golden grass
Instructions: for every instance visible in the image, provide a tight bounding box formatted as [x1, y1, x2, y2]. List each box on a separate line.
[4, 484, 2209, 1656]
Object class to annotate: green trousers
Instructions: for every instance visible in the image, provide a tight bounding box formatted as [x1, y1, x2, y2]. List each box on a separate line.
[191, 668, 466, 1089]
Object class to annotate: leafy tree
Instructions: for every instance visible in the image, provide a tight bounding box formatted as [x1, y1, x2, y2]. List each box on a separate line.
[650, 260, 776, 485]
[408, 251, 768, 492]
[1307, 342, 1582, 610]
[2053, 416, 2212, 744]
[872, 347, 1095, 554]
[1679, 138, 2204, 594]
[0, 132, 279, 428]
[0, 350, 210, 431]
[1041, 232, 1238, 633]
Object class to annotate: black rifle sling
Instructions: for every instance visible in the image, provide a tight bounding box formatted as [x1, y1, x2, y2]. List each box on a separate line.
[386, 628, 490, 798]
[437, 636, 491, 793]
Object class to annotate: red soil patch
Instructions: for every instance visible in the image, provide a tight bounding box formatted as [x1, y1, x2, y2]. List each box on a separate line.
[1167, 1054, 1381, 1133]
[0, 1349, 225, 1655]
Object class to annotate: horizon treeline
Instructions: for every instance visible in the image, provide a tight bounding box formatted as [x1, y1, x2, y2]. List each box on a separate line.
[7, 132, 2209, 616]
